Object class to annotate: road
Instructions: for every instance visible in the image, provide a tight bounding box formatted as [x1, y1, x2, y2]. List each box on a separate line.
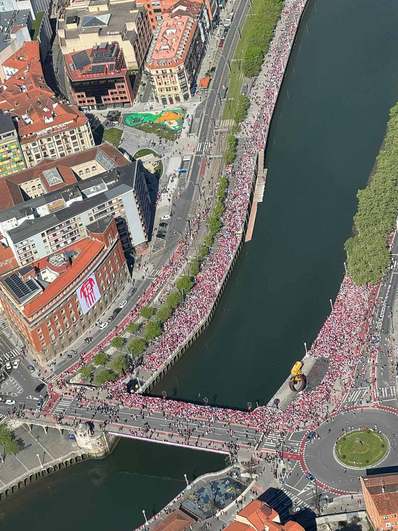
[44, 0, 251, 381]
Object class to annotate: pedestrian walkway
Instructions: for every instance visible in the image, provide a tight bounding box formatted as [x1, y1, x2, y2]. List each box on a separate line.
[376, 385, 397, 400]
[53, 397, 74, 416]
[346, 387, 370, 404]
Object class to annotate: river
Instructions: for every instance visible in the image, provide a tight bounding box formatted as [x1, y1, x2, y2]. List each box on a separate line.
[3, 0, 398, 529]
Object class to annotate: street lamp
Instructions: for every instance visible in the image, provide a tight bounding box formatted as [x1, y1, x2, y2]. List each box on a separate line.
[142, 509, 148, 526]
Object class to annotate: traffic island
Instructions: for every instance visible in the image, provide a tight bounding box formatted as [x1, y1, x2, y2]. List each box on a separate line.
[334, 429, 389, 469]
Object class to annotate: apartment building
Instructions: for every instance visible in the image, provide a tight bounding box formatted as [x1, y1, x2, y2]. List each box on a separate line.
[145, 5, 207, 104]
[64, 42, 135, 109]
[0, 216, 130, 361]
[0, 158, 154, 273]
[0, 111, 26, 178]
[0, 42, 94, 168]
[137, 0, 218, 30]
[58, 0, 152, 74]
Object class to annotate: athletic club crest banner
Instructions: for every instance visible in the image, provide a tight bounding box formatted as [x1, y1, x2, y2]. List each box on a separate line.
[77, 274, 101, 314]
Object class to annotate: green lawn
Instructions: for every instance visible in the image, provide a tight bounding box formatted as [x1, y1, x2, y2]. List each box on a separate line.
[223, 0, 283, 122]
[335, 430, 388, 468]
[102, 127, 123, 147]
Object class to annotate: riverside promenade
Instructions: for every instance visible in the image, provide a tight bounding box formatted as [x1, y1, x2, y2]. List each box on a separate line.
[49, 0, 314, 397]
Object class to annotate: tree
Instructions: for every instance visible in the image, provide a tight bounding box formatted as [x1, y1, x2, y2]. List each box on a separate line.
[156, 303, 173, 323]
[93, 351, 109, 366]
[143, 320, 162, 342]
[110, 354, 127, 374]
[166, 290, 182, 309]
[234, 94, 250, 123]
[127, 322, 140, 334]
[0, 425, 18, 455]
[344, 99, 398, 285]
[128, 337, 147, 357]
[79, 365, 93, 381]
[225, 134, 237, 165]
[189, 259, 200, 277]
[94, 368, 116, 386]
[140, 305, 156, 319]
[176, 275, 194, 295]
[111, 336, 125, 349]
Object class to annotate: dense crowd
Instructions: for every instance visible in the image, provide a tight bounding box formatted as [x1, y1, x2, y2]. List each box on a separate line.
[47, 0, 379, 442]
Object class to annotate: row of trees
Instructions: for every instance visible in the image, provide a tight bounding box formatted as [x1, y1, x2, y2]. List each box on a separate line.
[120, 176, 229, 358]
[345, 101, 398, 285]
[224, 0, 283, 164]
[79, 175, 230, 385]
[241, 0, 283, 78]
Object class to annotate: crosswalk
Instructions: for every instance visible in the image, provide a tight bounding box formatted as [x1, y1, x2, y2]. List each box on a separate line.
[53, 397, 74, 416]
[346, 386, 370, 405]
[376, 385, 397, 400]
[196, 141, 212, 154]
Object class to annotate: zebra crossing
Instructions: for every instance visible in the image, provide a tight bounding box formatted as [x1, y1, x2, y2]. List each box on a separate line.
[0, 375, 23, 397]
[0, 348, 20, 367]
[53, 397, 74, 416]
[196, 141, 212, 154]
[376, 385, 397, 400]
[345, 386, 370, 405]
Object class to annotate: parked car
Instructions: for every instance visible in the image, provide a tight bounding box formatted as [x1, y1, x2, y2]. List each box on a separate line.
[98, 321, 109, 330]
[27, 364, 35, 372]
[119, 300, 128, 308]
[5, 399, 15, 405]
[12, 359, 19, 369]
[84, 337, 93, 344]
[35, 383, 45, 393]
[5, 362, 12, 372]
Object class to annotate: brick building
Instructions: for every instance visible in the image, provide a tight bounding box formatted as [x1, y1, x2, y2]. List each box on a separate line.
[0, 217, 130, 361]
[64, 42, 135, 109]
[361, 474, 398, 530]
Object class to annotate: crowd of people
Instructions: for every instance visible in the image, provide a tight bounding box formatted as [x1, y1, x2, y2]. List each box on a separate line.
[45, 0, 380, 443]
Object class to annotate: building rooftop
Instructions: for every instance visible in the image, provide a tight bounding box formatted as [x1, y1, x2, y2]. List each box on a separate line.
[225, 500, 304, 531]
[0, 10, 31, 53]
[362, 474, 398, 516]
[64, 42, 127, 81]
[2, 234, 106, 317]
[0, 142, 128, 210]
[61, 0, 142, 41]
[152, 509, 195, 531]
[0, 41, 88, 142]
[0, 111, 16, 136]
[4, 161, 142, 243]
[147, 14, 196, 68]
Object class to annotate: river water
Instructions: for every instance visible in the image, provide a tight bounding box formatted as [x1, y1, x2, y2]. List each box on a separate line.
[3, 0, 398, 529]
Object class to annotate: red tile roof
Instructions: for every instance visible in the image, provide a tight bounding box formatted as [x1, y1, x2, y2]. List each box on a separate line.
[152, 509, 195, 531]
[0, 42, 88, 142]
[23, 238, 104, 317]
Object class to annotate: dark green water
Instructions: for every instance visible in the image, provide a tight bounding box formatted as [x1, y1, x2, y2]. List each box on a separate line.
[4, 0, 398, 529]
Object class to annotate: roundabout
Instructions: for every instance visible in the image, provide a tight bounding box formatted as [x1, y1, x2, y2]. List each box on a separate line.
[334, 429, 389, 469]
[303, 407, 398, 493]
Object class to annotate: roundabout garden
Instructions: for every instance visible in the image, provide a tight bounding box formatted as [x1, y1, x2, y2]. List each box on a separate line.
[334, 429, 389, 469]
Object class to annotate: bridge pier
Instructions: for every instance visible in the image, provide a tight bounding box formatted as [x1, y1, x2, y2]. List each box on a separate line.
[74, 423, 112, 457]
